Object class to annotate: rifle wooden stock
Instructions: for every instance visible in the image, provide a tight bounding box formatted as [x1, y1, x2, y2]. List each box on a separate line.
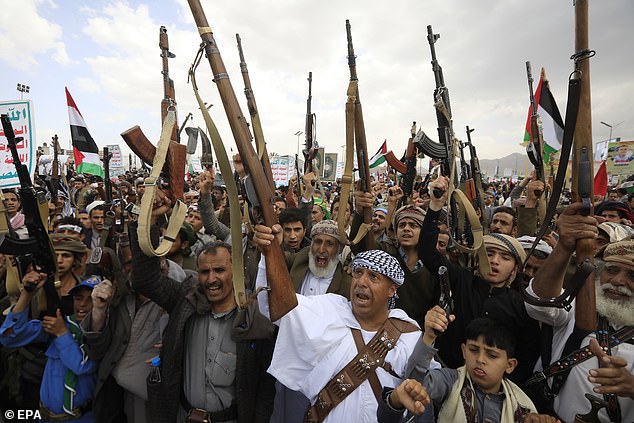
[465, 179, 476, 203]
[466, 126, 487, 228]
[347, 19, 375, 251]
[572, 0, 595, 332]
[121, 126, 156, 164]
[187, 0, 297, 320]
[120, 125, 186, 200]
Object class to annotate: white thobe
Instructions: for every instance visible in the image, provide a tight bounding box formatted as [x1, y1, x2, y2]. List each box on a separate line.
[256, 260, 421, 423]
[525, 282, 634, 423]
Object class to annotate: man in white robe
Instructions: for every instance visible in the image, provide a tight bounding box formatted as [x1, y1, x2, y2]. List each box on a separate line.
[254, 224, 422, 423]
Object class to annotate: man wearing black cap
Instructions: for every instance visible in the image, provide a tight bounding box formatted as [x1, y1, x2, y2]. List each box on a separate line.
[595, 200, 634, 225]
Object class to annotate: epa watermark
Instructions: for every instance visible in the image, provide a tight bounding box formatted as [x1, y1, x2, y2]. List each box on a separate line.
[3, 409, 42, 420]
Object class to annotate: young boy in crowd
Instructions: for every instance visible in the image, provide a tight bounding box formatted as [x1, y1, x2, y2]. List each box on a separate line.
[379, 307, 559, 422]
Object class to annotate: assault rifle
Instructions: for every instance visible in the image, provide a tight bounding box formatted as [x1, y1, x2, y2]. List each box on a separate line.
[188, 0, 297, 320]
[0, 114, 60, 316]
[525, 61, 546, 196]
[303, 72, 318, 186]
[50, 134, 60, 197]
[88, 147, 114, 265]
[465, 126, 486, 228]
[415, 25, 457, 198]
[120, 26, 186, 200]
[399, 123, 418, 207]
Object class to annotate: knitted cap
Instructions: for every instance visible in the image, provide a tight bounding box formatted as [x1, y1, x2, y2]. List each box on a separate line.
[50, 233, 88, 254]
[484, 234, 526, 264]
[311, 220, 346, 245]
[603, 239, 634, 267]
[394, 205, 426, 228]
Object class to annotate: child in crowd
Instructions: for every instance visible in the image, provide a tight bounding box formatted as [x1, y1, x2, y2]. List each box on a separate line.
[378, 307, 559, 423]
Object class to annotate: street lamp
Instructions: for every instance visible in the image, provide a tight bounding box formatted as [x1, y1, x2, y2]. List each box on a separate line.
[600, 120, 624, 142]
[16, 83, 30, 100]
[294, 130, 303, 156]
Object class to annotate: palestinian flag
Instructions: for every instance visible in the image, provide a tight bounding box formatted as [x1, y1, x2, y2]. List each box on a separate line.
[66, 87, 104, 178]
[522, 68, 564, 163]
[369, 140, 388, 169]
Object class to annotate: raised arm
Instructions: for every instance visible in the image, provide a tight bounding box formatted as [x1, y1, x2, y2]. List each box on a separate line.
[530, 202, 599, 298]
[199, 170, 231, 241]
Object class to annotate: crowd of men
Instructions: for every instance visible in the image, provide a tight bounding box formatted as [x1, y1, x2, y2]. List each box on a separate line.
[0, 156, 632, 423]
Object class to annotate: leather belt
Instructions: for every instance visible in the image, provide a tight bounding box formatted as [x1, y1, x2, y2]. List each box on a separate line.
[180, 395, 237, 423]
[39, 401, 91, 422]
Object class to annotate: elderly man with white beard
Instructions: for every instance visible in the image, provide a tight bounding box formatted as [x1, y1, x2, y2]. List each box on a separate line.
[524, 202, 634, 422]
[254, 219, 351, 422]
[285, 219, 351, 298]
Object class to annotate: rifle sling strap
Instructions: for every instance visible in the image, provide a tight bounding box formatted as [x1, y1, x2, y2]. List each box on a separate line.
[190, 63, 247, 308]
[338, 80, 356, 241]
[303, 318, 417, 423]
[525, 323, 634, 388]
[138, 110, 188, 257]
[524, 75, 581, 263]
[351, 328, 382, 401]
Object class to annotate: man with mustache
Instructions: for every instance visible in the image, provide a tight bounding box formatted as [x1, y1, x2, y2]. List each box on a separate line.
[525, 202, 634, 422]
[351, 190, 439, 330]
[253, 226, 422, 422]
[372, 205, 389, 243]
[128, 196, 276, 423]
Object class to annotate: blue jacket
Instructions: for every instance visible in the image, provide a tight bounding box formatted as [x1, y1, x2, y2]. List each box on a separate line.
[0, 308, 98, 422]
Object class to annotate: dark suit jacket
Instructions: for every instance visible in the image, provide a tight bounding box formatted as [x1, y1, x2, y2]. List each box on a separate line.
[287, 247, 351, 299]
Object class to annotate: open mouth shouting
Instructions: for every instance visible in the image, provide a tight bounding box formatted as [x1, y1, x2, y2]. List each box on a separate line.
[314, 254, 330, 267]
[353, 288, 372, 306]
[204, 282, 224, 296]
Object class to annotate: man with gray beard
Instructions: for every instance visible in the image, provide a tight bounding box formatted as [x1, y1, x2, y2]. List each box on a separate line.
[524, 202, 634, 422]
[286, 219, 351, 298]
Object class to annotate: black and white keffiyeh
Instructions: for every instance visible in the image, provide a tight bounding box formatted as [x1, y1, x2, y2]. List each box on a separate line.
[351, 250, 405, 286]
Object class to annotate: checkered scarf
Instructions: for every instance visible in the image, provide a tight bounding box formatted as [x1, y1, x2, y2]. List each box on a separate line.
[351, 250, 405, 286]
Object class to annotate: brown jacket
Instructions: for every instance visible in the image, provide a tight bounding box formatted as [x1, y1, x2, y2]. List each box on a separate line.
[286, 247, 351, 299]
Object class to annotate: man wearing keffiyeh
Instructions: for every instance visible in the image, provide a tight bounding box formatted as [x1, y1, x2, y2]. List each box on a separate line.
[255, 220, 423, 423]
[0, 273, 99, 422]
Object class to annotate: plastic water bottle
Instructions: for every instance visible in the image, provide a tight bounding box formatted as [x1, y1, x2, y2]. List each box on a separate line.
[149, 357, 161, 384]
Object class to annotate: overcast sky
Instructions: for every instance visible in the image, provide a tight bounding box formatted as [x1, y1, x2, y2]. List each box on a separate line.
[1, 0, 632, 163]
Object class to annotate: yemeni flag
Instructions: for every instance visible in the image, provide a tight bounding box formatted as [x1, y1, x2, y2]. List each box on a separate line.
[66, 87, 104, 178]
[522, 68, 564, 163]
[369, 140, 388, 169]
